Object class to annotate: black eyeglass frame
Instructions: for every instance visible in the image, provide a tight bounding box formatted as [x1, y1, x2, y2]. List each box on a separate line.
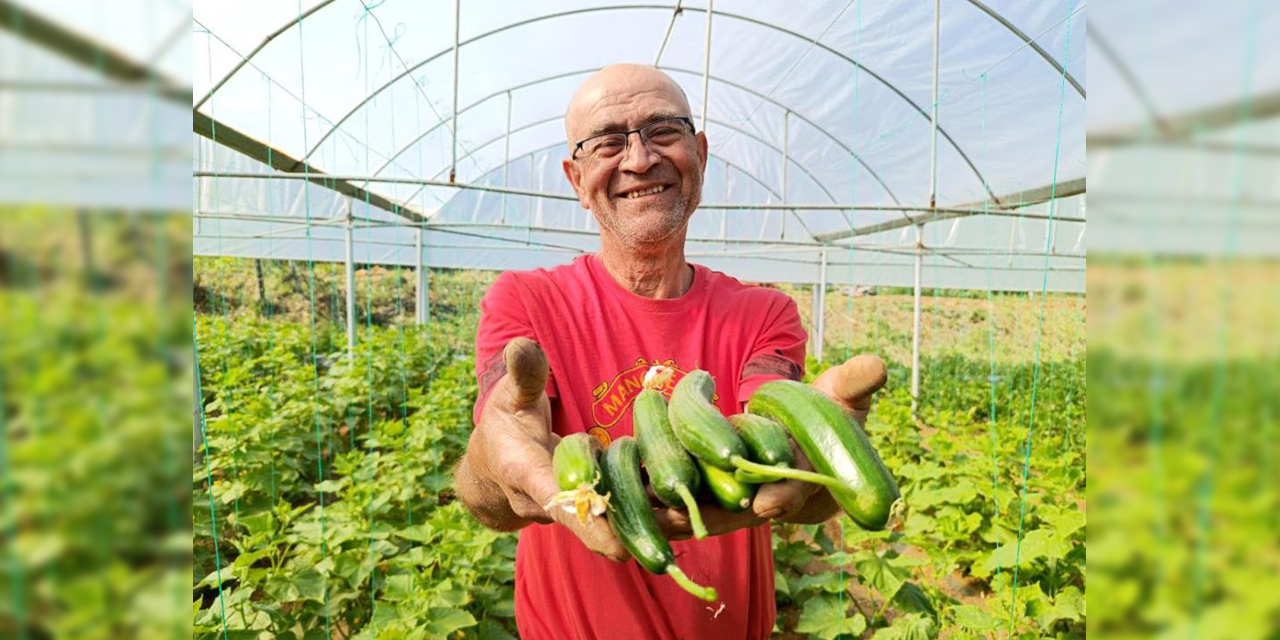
[570, 116, 697, 161]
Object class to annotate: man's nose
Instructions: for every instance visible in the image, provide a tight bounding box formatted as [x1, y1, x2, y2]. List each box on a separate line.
[618, 131, 661, 173]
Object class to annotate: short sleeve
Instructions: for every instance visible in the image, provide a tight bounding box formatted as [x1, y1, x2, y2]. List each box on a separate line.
[472, 272, 556, 424]
[736, 294, 807, 410]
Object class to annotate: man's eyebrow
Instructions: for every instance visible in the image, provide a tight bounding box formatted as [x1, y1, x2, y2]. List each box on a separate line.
[583, 112, 686, 138]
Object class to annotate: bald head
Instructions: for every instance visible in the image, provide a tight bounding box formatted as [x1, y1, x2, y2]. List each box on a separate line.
[564, 64, 692, 146]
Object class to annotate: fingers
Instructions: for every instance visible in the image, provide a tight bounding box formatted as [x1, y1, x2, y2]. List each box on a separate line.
[752, 480, 817, 522]
[496, 452, 560, 525]
[656, 504, 763, 539]
[654, 507, 692, 540]
[557, 506, 631, 563]
[503, 337, 549, 406]
[831, 354, 887, 410]
[520, 459, 630, 562]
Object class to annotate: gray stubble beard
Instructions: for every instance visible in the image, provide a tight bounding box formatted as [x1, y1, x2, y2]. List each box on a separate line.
[594, 175, 703, 251]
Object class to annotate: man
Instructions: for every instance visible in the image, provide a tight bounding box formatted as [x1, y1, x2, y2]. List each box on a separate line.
[453, 64, 887, 640]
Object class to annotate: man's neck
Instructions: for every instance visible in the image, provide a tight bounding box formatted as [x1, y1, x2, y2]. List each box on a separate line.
[596, 235, 693, 300]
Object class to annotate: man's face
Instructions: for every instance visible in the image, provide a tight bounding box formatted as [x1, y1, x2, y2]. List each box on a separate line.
[563, 68, 708, 248]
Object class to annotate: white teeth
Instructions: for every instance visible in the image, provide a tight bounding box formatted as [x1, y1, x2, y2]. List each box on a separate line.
[624, 185, 666, 199]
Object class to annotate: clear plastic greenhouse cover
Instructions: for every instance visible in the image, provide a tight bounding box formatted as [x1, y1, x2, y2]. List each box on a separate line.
[186, 0, 1089, 291]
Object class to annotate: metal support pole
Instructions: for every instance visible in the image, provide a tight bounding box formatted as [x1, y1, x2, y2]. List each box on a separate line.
[502, 90, 512, 224]
[928, 0, 940, 210]
[449, 0, 460, 183]
[913, 0, 940, 417]
[720, 165, 730, 246]
[815, 249, 828, 362]
[911, 224, 923, 414]
[344, 199, 356, 358]
[415, 227, 428, 325]
[653, 0, 683, 66]
[700, 0, 712, 131]
[781, 109, 788, 240]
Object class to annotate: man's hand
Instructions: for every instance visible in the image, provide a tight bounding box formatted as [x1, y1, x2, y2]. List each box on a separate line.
[455, 337, 630, 562]
[653, 354, 888, 539]
[810, 354, 887, 426]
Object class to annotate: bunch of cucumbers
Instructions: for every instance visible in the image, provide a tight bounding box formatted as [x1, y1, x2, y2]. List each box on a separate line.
[548, 368, 900, 601]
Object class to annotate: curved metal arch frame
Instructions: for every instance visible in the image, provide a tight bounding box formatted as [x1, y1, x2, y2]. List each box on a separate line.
[460, 138, 813, 226]
[197, 0, 1083, 131]
[963, 0, 1084, 98]
[193, 0, 338, 110]
[369, 65, 902, 206]
[439, 139, 823, 239]
[397, 111, 842, 216]
[280, 5, 1001, 202]
[473, 138, 786, 206]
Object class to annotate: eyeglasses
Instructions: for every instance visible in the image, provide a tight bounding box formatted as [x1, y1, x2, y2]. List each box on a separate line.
[571, 117, 695, 161]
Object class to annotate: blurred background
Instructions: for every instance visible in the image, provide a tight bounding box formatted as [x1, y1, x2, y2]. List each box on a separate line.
[0, 0, 194, 638]
[1088, 1, 1280, 639]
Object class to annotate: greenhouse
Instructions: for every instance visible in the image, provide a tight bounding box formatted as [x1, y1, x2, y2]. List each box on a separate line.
[2, 0, 1099, 638]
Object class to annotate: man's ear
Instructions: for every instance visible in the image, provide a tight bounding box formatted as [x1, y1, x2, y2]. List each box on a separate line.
[696, 131, 709, 172]
[561, 158, 591, 209]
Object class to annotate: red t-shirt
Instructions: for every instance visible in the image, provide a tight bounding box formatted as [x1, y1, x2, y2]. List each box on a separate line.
[473, 254, 806, 640]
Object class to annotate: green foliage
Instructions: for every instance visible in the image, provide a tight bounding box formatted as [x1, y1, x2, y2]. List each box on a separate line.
[193, 281, 519, 640]
[780, 344, 1085, 639]
[191, 262, 1087, 640]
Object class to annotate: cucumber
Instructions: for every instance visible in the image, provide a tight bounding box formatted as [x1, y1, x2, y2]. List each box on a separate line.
[747, 380, 901, 530]
[633, 390, 707, 539]
[597, 437, 718, 601]
[697, 457, 755, 512]
[554, 433, 602, 490]
[545, 433, 609, 525]
[667, 370, 747, 470]
[727, 413, 856, 493]
[667, 371, 851, 495]
[728, 414, 794, 466]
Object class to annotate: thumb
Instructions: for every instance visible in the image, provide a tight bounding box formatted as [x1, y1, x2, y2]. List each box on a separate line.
[504, 337, 549, 407]
[828, 354, 887, 410]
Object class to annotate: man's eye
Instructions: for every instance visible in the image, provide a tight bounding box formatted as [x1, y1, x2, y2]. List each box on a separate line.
[595, 137, 625, 150]
[648, 127, 682, 141]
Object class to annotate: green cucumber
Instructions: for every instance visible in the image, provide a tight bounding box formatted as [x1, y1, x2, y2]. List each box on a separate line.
[747, 380, 901, 530]
[727, 413, 857, 493]
[728, 414, 794, 466]
[597, 437, 718, 601]
[553, 433, 602, 490]
[633, 390, 707, 539]
[667, 370, 747, 470]
[697, 457, 755, 512]
[546, 433, 609, 525]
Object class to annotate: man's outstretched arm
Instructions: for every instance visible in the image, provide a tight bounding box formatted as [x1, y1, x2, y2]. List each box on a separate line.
[453, 338, 631, 561]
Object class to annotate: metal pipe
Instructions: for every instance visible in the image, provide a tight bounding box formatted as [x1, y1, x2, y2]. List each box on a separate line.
[700, 0, 712, 131]
[815, 249, 828, 362]
[449, 0, 460, 183]
[365, 64, 900, 207]
[721, 165, 730, 244]
[274, 4, 996, 204]
[911, 0, 939, 417]
[928, 0, 940, 211]
[344, 199, 356, 357]
[911, 224, 923, 415]
[653, 1, 683, 66]
[781, 109, 789, 240]
[415, 227, 427, 325]
[502, 90, 512, 224]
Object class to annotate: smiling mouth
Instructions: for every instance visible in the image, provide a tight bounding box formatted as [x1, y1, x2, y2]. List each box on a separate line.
[618, 184, 668, 199]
